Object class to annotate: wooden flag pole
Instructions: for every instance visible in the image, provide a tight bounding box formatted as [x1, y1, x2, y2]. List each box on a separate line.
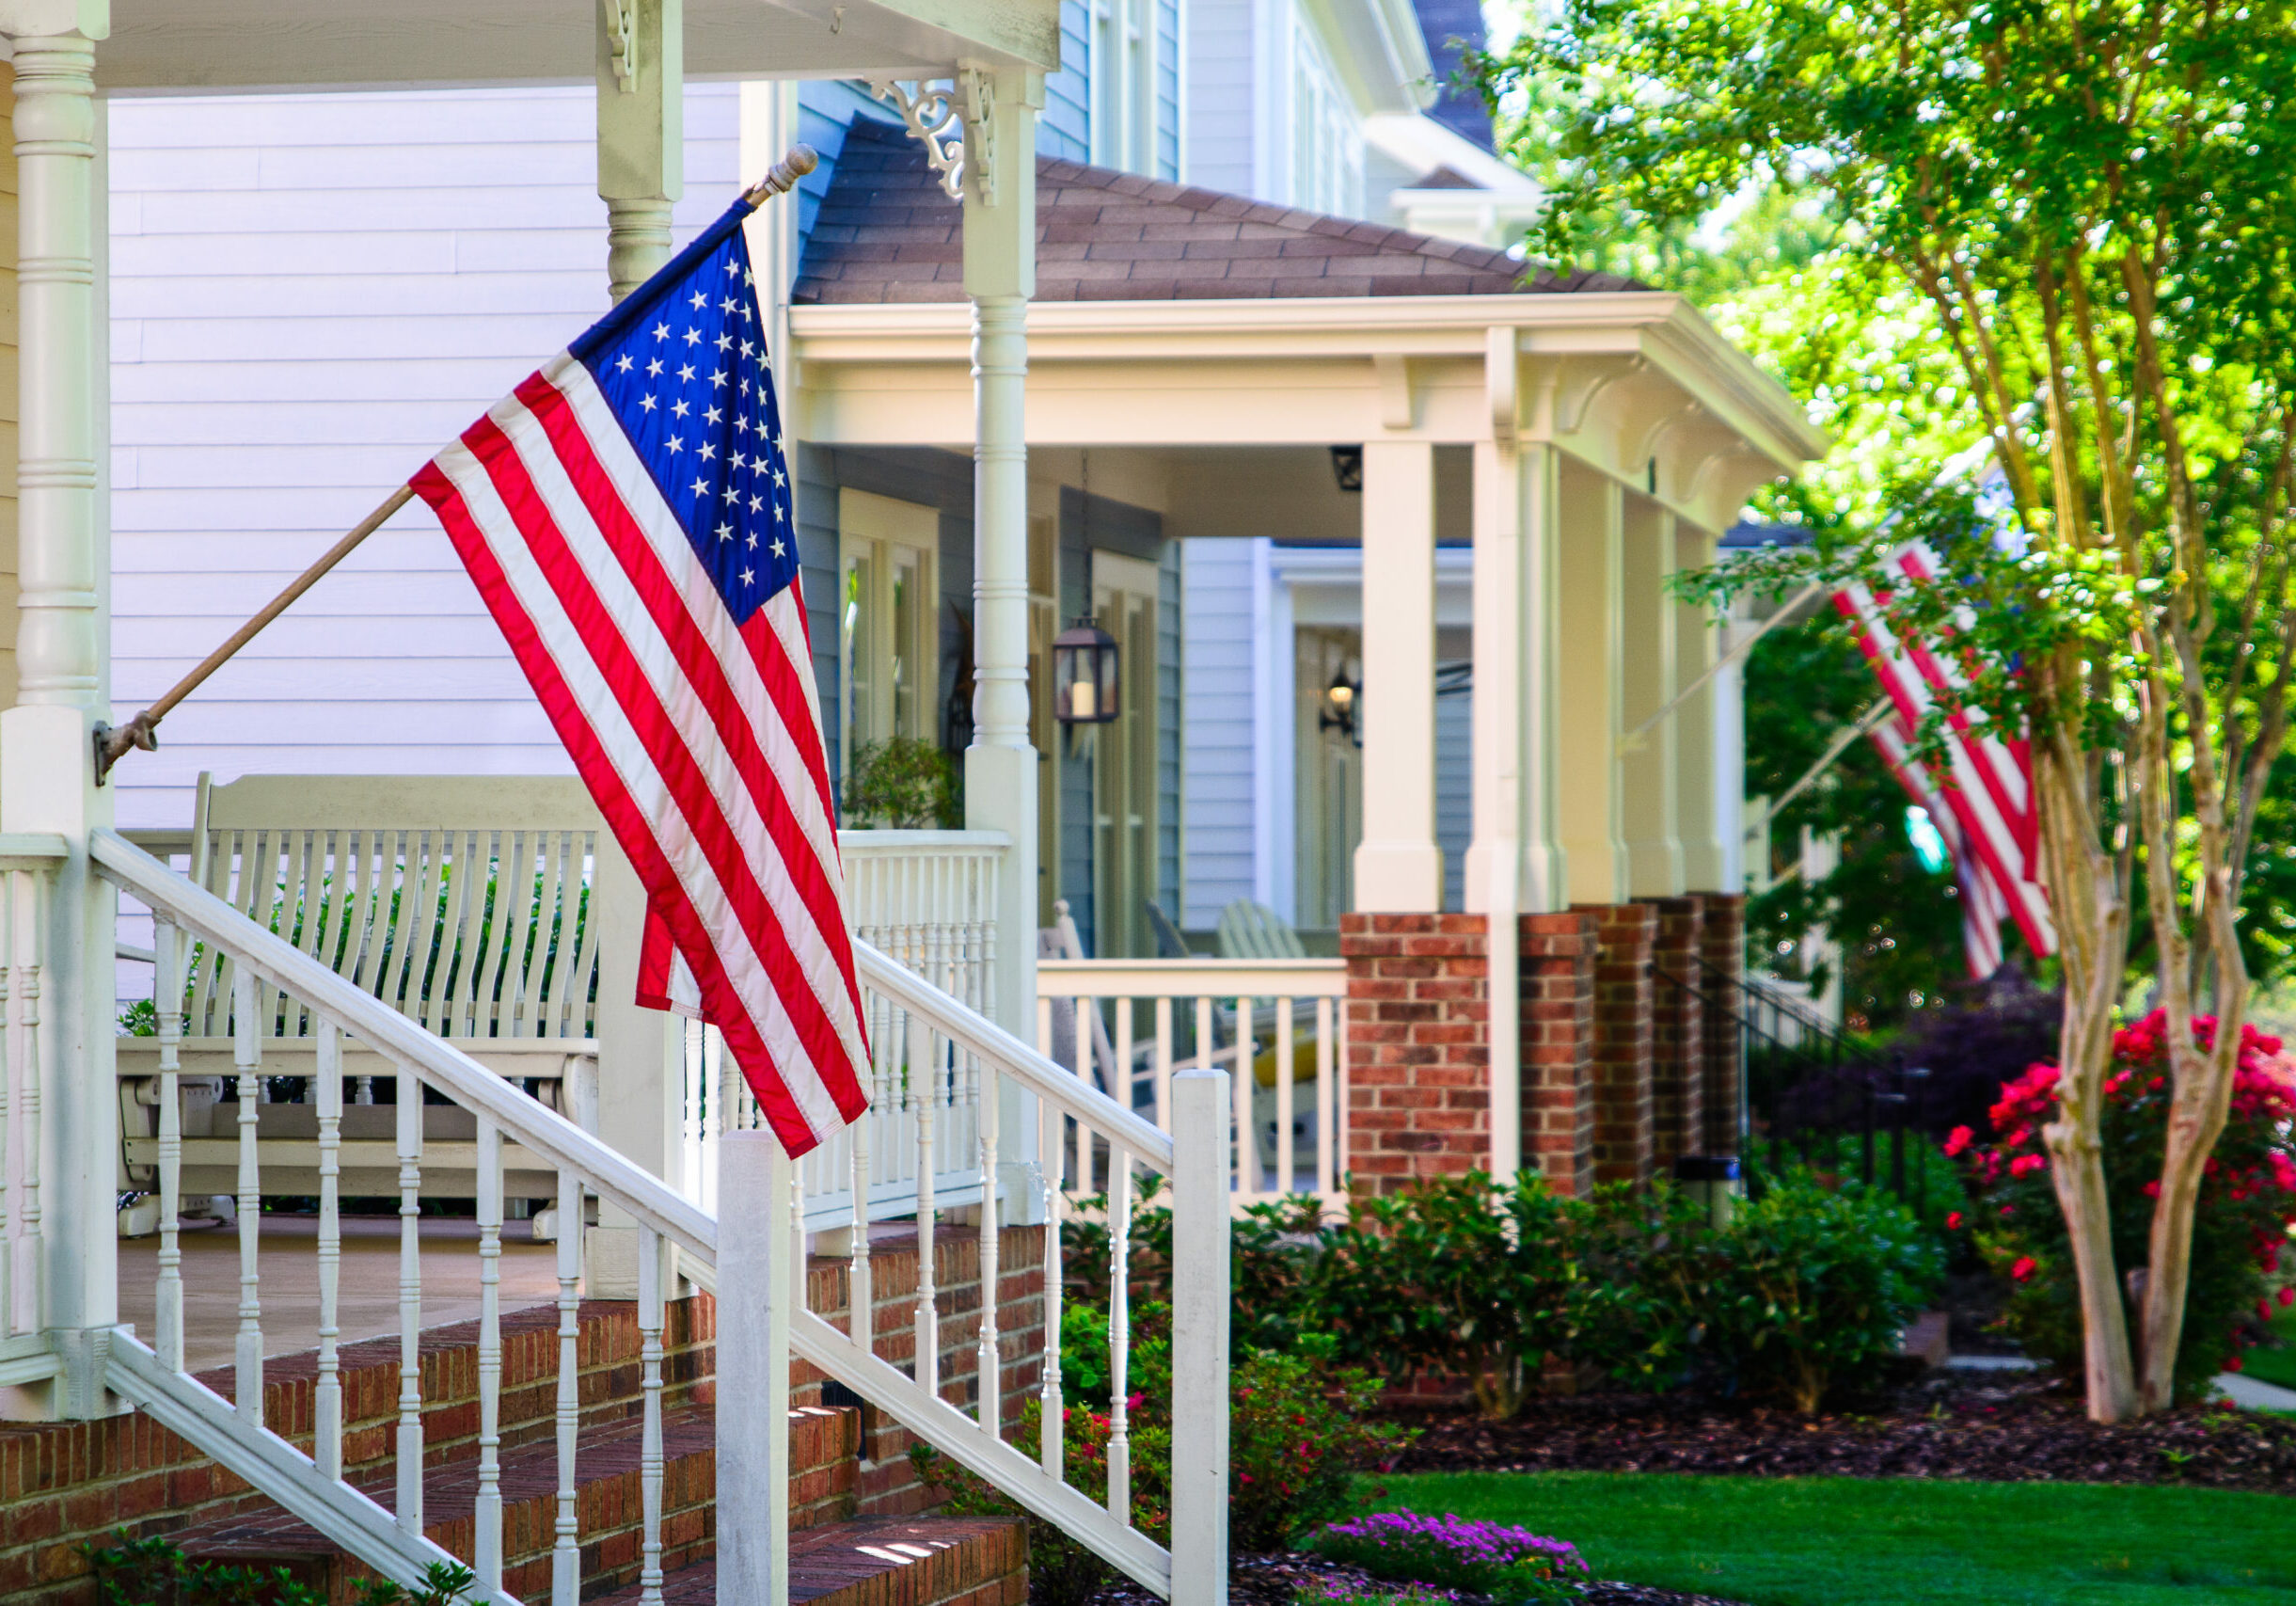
[95, 145, 819, 785]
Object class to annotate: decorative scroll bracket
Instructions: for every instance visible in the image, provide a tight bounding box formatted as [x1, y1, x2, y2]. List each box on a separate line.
[870, 69, 998, 206]
[604, 0, 639, 91]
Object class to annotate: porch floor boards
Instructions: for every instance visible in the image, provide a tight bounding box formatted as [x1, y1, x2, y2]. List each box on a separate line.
[118, 1214, 564, 1375]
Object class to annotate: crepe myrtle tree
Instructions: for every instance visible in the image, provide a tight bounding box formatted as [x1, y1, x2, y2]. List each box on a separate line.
[1476, 0, 2296, 1420]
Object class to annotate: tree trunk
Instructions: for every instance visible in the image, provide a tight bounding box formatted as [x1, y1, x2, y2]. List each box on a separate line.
[2138, 1024, 2244, 1410]
[2035, 739, 2141, 1423]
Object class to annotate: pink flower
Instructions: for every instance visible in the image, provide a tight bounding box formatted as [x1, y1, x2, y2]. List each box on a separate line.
[2143, 1180, 2162, 1200]
[1943, 1126, 1974, 1157]
[2010, 1256, 2037, 1283]
[2278, 1286, 2293, 1310]
[2009, 1153, 2046, 1178]
[1946, 1212, 1965, 1231]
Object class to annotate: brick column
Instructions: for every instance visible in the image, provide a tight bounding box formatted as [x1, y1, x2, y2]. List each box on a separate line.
[1341, 914, 1491, 1193]
[1580, 903, 1656, 1185]
[1701, 893, 1748, 1155]
[1650, 896, 1705, 1170]
[1518, 912, 1598, 1199]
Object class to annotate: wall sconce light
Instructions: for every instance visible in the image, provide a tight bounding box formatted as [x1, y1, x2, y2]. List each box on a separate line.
[1053, 616, 1121, 724]
[1320, 669, 1361, 746]
[1329, 445, 1364, 492]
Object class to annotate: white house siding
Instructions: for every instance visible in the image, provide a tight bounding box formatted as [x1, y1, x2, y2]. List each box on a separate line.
[107, 84, 740, 832]
[1179, 536, 1259, 927]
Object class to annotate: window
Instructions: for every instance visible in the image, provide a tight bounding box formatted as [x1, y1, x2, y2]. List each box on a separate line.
[838, 490, 940, 770]
[1288, 24, 1363, 215]
[1088, 0, 1157, 172]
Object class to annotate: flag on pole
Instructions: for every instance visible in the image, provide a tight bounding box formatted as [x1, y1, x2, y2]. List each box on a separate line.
[412, 200, 869, 1156]
[1833, 541, 2056, 978]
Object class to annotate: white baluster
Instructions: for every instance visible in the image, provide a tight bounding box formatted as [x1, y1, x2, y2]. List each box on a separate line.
[233, 969, 263, 1424]
[638, 1223, 665, 1606]
[0, 882, 13, 1341]
[1170, 1071, 1233, 1605]
[396, 1068, 424, 1533]
[1153, 997, 1174, 1133]
[154, 916, 185, 1373]
[849, 1000, 873, 1360]
[975, 1057, 999, 1436]
[911, 1006, 938, 1399]
[552, 1168, 582, 1606]
[1037, 1096, 1062, 1480]
[1233, 995, 1255, 1198]
[1316, 996, 1336, 1198]
[315, 1022, 343, 1477]
[475, 1117, 504, 1589]
[1276, 996, 1296, 1195]
[14, 872, 39, 1335]
[1106, 1150, 1132, 1522]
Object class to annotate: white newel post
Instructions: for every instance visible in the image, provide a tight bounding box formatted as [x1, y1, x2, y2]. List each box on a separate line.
[961, 69, 1045, 1215]
[1168, 1070, 1230, 1606]
[1353, 440, 1441, 913]
[597, 0, 682, 301]
[3, 11, 118, 1420]
[718, 1131, 793, 1606]
[1620, 500, 1683, 898]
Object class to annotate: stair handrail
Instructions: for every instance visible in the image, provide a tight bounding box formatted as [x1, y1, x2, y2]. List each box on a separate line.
[91, 828, 1201, 1599]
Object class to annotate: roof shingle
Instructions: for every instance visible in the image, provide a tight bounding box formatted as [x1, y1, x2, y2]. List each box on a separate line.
[792, 120, 1646, 306]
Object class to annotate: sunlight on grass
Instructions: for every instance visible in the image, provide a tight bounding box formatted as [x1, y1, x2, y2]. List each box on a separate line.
[1378, 1471, 2296, 1606]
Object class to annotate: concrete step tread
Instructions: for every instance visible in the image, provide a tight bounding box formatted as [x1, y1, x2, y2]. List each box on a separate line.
[591, 1517, 1028, 1606]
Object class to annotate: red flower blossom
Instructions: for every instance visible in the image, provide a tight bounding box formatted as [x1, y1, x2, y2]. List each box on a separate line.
[1943, 1126, 1974, 1157]
[2011, 1256, 2037, 1283]
[1946, 1212, 1965, 1231]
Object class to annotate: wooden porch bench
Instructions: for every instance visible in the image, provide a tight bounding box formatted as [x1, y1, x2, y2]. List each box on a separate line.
[116, 773, 605, 1201]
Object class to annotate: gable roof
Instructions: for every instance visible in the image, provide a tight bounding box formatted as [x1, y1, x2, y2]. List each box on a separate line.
[793, 119, 1646, 305]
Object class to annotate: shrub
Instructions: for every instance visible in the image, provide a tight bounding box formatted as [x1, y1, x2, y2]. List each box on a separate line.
[841, 737, 959, 828]
[1310, 1173, 1583, 1418]
[1228, 1349, 1414, 1550]
[1957, 1009, 2296, 1403]
[1293, 1584, 1469, 1606]
[1307, 1513, 1590, 1604]
[1702, 1173, 1943, 1411]
[1892, 968, 2064, 1138]
[83, 1535, 474, 1606]
[1744, 1128, 1971, 1236]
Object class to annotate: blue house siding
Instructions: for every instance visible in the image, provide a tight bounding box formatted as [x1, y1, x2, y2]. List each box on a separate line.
[1157, 0, 1181, 179]
[1041, 1, 1093, 162]
[792, 81, 905, 248]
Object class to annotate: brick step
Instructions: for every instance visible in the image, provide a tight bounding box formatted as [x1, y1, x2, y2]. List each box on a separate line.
[171, 1400, 862, 1604]
[591, 1517, 1027, 1606]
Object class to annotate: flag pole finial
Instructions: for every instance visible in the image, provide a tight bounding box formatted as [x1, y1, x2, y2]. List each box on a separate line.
[741, 145, 818, 210]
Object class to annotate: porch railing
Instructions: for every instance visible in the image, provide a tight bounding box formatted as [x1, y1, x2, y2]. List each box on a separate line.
[91, 827, 1225, 1606]
[1036, 957, 1348, 1208]
[683, 830, 1009, 1228]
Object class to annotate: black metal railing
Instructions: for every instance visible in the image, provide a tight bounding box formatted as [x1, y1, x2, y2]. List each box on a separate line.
[1653, 954, 1936, 1215]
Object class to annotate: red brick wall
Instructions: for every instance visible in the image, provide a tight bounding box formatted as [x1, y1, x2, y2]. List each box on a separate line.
[1583, 904, 1656, 1185]
[1701, 894, 1748, 1155]
[1340, 914, 1492, 1193]
[1518, 912, 1597, 1199]
[1650, 896, 1705, 1171]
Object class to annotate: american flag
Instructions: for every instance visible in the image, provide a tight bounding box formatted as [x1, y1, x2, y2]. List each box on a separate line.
[1834, 541, 2056, 978]
[412, 200, 869, 1156]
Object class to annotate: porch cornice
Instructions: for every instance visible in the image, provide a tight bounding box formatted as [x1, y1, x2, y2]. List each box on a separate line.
[790, 291, 1829, 486]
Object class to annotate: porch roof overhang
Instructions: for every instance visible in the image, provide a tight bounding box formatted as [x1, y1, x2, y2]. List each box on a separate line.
[64, 0, 1059, 93]
[788, 293, 1829, 535]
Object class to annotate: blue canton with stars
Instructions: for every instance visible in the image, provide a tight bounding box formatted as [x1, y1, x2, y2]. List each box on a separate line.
[569, 203, 795, 625]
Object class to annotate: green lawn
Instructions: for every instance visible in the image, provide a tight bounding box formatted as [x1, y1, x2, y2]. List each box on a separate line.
[1376, 1471, 2296, 1605]
[2239, 1306, 2296, 1392]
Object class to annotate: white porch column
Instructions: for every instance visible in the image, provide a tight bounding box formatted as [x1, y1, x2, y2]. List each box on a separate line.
[3, 12, 118, 1419]
[1354, 440, 1441, 912]
[1556, 458, 1625, 906]
[1620, 499, 1683, 897]
[963, 68, 1043, 1034]
[1672, 523, 1729, 890]
[597, 0, 682, 300]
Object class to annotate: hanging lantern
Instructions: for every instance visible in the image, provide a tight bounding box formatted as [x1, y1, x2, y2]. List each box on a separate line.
[1052, 616, 1120, 724]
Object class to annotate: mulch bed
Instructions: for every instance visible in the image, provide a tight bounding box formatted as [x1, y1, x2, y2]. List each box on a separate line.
[1089, 1552, 1746, 1606]
[1386, 1364, 2296, 1493]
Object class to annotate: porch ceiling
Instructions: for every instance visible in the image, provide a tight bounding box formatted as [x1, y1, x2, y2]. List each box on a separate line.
[92, 0, 1060, 93]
